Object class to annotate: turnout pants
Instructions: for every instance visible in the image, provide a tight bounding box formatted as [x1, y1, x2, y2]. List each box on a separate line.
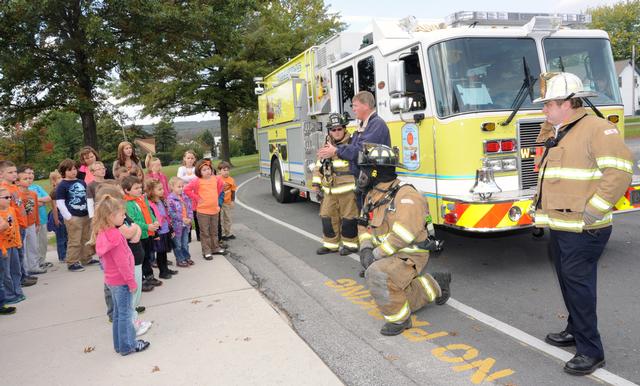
[319, 191, 358, 250]
[549, 226, 611, 359]
[365, 252, 441, 323]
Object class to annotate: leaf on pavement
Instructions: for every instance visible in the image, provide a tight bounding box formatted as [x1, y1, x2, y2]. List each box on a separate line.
[191, 299, 202, 304]
[152, 366, 160, 373]
[83, 346, 95, 353]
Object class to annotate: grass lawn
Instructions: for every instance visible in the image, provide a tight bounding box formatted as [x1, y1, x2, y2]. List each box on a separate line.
[625, 117, 640, 139]
[35, 153, 258, 192]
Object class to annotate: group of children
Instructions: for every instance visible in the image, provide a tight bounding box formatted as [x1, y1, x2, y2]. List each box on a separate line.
[0, 146, 238, 357]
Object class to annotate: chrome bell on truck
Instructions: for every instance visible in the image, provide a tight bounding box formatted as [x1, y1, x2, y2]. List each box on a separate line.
[470, 161, 502, 200]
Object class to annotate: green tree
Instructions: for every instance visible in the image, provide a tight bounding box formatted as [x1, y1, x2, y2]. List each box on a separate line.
[0, 1, 172, 149]
[154, 119, 177, 153]
[116, 0, 343, 163]
[197, 130, 216, 157]
[589, 1, 640, 63]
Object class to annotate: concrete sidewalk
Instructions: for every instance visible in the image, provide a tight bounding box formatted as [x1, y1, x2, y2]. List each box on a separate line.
[0, 232, 342, 386]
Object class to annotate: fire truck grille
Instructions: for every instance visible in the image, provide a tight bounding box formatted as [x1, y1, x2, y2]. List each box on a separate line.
[517, 119, 545, 190]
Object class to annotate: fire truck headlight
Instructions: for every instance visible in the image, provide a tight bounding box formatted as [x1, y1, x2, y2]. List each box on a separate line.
[508, 206, 522, 222]
[501, 158, 517, 171]
[486, 159, 502, 171]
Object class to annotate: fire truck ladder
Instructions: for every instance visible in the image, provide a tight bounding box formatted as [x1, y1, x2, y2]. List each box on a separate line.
[304, 46, 319, 116]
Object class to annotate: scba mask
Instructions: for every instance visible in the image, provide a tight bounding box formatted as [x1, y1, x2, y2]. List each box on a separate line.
[357, 167, 378, 193]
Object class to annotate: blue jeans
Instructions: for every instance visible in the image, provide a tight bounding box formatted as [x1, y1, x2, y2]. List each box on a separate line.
[53, 223, 68, 261]
[2, 248, 24, 300]
[172, 230, 191, 262]
[108, 285, 136, 355]
[0, 254, 6, 307]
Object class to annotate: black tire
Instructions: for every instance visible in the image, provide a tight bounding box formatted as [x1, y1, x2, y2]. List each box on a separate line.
[271, 161, 294, 203]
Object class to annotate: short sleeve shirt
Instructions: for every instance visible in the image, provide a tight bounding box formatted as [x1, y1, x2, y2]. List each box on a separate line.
[29, 184, 49, 225]
[55, 179, 89, 217]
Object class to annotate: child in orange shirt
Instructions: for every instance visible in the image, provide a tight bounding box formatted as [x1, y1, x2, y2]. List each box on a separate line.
[217, 162, 237, 240]
[16, 167, 45, 275]
[0, 161, 34, 288]
[184, 160, 225, 260]
[0, 186, 26, 306]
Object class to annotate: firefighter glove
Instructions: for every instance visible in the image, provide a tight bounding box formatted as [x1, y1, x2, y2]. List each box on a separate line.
[583, 206, 603, 226]
[359, 248, 375, 270]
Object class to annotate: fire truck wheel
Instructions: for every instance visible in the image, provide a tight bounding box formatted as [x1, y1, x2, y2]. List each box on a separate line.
[271, 161, 294, 203]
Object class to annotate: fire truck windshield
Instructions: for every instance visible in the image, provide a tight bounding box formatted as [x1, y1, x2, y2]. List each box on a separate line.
[543, 38, 622, 105]
[428, 37, 541, 117]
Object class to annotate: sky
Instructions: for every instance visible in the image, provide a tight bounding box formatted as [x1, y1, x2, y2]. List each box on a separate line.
[326, 0, 622, 31]
[123, 0, 622, 125]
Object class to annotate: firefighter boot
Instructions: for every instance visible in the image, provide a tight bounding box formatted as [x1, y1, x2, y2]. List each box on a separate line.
[339, 246, 358, 256]
[316, 246, 337, 255]
[380, 317, 412, 336]
[433, 272, 452, 305]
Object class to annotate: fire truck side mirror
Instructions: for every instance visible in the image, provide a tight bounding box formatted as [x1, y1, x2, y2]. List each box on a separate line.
[388, 60, 407, 96]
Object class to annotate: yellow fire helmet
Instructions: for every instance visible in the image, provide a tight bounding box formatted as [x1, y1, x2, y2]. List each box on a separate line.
[533, 71, 597, 103]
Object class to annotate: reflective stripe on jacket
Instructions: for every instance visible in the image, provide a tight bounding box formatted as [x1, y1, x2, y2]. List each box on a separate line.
[313, 132, 355, 195]
[533, 108, 633, 232]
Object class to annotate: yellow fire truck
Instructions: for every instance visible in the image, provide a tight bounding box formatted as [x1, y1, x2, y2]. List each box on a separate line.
[254, 11, 640, 232]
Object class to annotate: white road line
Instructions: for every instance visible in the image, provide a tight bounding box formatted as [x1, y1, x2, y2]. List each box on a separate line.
[236, 175, 638, 386]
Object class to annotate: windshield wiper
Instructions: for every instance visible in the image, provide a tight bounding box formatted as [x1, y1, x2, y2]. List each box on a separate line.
[500, 57, 537, 126]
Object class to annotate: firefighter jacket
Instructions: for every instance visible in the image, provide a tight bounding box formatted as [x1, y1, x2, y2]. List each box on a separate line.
[533, 107, 633, 232]
[358, 180, 430, 269]
[312, 132, 356, 195]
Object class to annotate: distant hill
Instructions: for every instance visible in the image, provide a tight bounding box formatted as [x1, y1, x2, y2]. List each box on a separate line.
[141, 120, 220, 141]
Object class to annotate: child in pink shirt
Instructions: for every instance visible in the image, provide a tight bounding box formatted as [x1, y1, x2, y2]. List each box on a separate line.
[91, 195, 150, 356]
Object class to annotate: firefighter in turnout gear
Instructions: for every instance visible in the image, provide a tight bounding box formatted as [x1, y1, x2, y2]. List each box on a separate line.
[312, 113, 359, 256]
[357, 143, 451, 336]
[532, 72, 633, 375]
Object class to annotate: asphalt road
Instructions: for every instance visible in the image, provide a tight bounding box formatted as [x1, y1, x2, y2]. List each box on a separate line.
[228, 172, 640, 386]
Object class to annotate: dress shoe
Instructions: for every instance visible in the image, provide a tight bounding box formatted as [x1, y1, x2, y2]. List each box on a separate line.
[141, 283, 154, 292]
[316, 246, 336, 255]
[159, 272, 172, 279]
[147, 278, 163, 286]
[564, 354, 605, 375]
[545, 331, 575, 347]
[433, 272, 452, 305]
[203, 254, 213, 261]
[380, 317, 412, 336]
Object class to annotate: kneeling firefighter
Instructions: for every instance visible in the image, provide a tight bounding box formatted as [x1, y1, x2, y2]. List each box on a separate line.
[357, 143, 451, 336]
[312, 113, 359, 256]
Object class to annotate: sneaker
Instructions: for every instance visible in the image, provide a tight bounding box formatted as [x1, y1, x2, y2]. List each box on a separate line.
[0, 306, 17, 315]
[141, 282, 154, 292]
[158, 272, 172, 279]
[134, 339, 150, 353]
[6, 294, 26, 304]
[187, 259, 195, 266]
[41, 262, 54, 268]
[28, 268, 47, 275]
[177, 261, 189, 268]
[135, 320, 153, 336]
[21, 277, 38, 287]
[68, 263, 85, 272]
[203, 254, 213, 261]
[85, 259, 100, 266]
[135, 306, 146, 314]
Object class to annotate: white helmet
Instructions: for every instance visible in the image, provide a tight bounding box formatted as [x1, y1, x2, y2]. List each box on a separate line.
[533, 72, 597, 103]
